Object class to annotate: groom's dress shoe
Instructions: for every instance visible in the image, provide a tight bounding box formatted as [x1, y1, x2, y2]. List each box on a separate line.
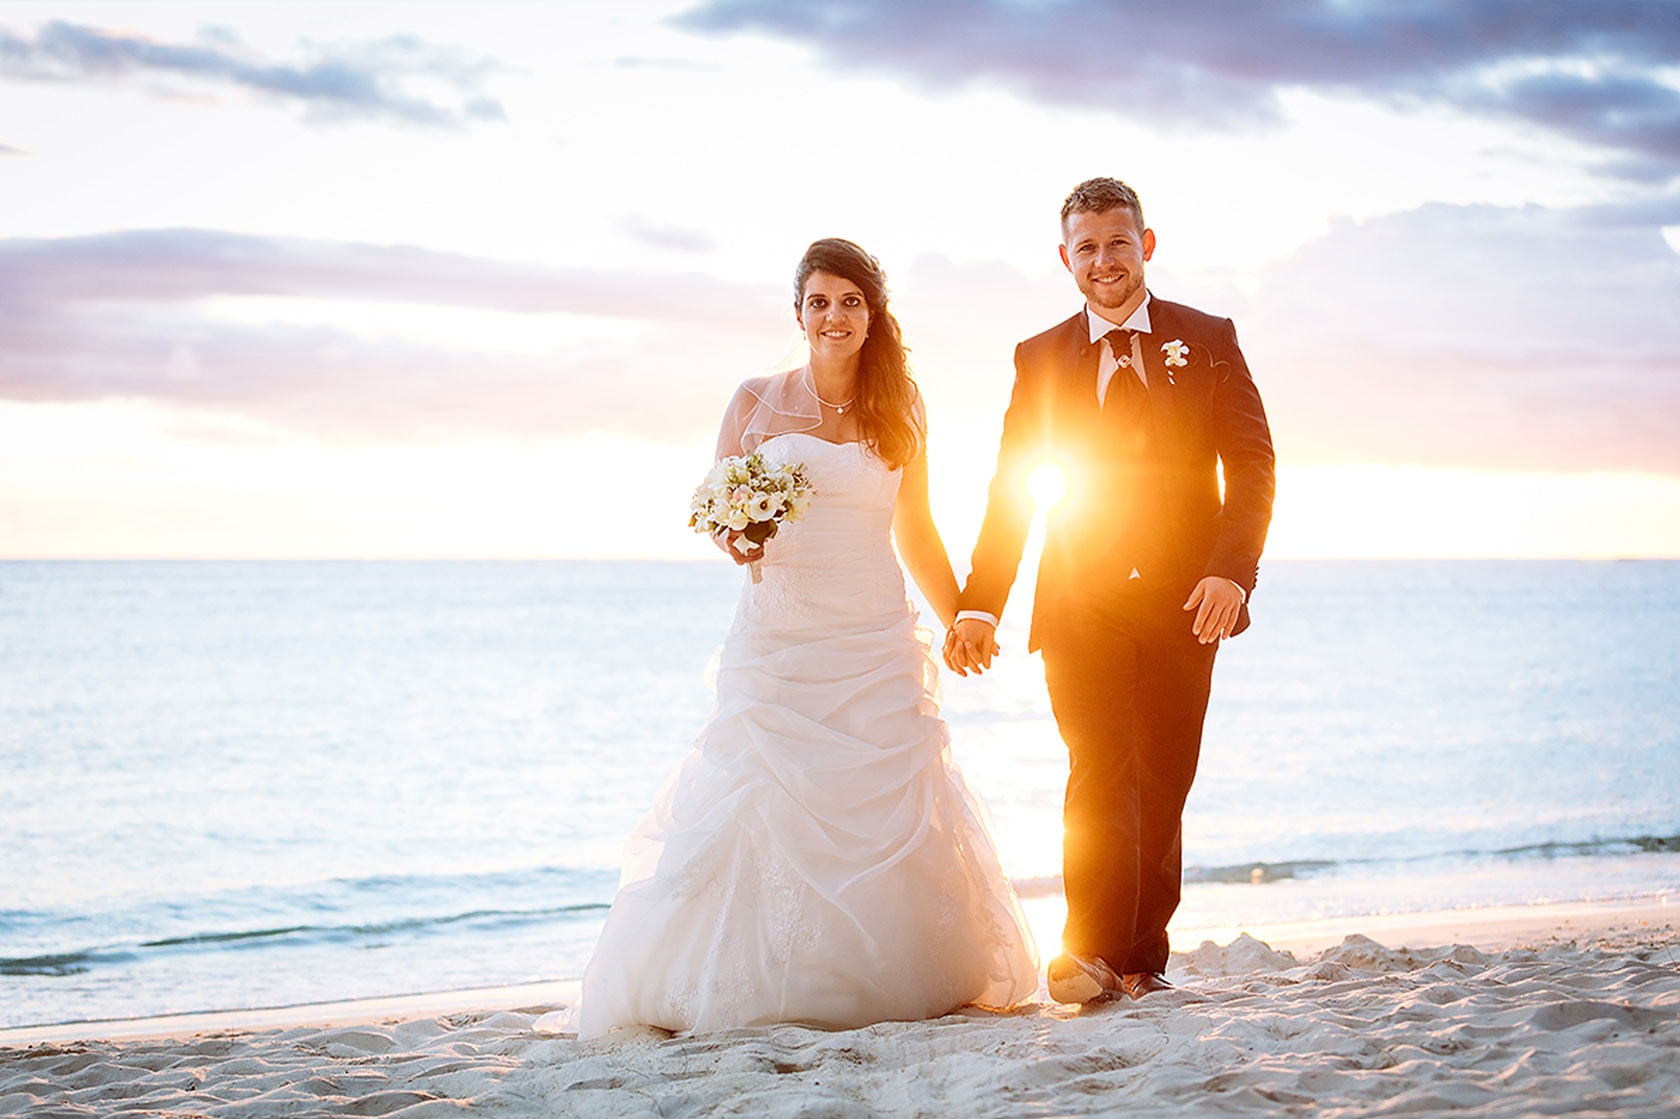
[1047, 953, 1125, 1004]
[1121, 971, 1175, 998]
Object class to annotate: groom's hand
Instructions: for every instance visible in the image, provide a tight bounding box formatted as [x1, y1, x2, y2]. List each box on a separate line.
[1184, 576, 1244, 644]
[943, 618, 999, 676]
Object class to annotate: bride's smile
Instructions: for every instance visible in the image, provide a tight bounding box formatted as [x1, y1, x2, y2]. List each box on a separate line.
[797, 271, 871, 366]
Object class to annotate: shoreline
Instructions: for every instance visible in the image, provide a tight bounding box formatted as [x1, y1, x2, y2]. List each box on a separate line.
[4, 896, 1676, 1119]
[3, 894, 1669, 1048]
[1174, 893, 1676, 956]
[0, 980, 583, 1048]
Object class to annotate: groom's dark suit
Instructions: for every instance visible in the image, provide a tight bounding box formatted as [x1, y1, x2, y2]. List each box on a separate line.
[959, 295, 1275, 975]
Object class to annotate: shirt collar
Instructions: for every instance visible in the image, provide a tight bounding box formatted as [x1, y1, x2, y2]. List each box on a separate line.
[1086, 294, 1152, 343]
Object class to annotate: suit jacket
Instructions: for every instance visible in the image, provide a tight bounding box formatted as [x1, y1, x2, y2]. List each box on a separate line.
[959, 297, 1276, 652]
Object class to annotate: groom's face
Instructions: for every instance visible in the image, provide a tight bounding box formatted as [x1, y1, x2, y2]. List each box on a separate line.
[1060, 207, 1155, 317]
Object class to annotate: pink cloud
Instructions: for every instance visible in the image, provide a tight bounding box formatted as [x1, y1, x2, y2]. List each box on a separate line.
[1245, 203, 1680, 472]
[0, 229, 788, 442]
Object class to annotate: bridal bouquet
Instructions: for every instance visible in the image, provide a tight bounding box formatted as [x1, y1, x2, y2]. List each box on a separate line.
[689, 452, 813, 582]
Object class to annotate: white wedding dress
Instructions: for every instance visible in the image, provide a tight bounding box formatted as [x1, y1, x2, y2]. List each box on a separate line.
[570, 432, 1038, 1038]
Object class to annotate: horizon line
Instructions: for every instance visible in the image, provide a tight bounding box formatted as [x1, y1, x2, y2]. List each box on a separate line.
[2, 555, 1676, 565]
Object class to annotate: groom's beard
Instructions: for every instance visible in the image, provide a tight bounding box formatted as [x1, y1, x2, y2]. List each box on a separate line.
[1078, 269, 1144, 314]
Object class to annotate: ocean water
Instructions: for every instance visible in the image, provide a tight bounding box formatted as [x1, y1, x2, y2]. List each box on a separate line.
[1, 559, 1676, 1028]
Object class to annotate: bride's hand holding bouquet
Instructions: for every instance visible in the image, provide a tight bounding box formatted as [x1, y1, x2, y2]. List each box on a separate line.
[690, 452, 813, 582]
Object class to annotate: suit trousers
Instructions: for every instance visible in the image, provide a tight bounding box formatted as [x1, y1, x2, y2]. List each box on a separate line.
[1040, 585, 1218, 975]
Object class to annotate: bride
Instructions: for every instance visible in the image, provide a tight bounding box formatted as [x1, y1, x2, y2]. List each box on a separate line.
[569, 238, 1038, 1038]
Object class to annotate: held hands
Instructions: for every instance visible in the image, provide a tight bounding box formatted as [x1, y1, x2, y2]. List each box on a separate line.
[1184, 576, 1244, 644]
[942, 618, 1000, 676]
[942, 579, 1236, 672]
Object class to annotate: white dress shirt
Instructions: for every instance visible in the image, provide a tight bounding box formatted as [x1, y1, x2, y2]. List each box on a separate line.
[1090, 297, 1152, 406]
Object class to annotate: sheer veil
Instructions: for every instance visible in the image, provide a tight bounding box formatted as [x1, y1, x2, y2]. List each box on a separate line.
[714, 368, 826, 460]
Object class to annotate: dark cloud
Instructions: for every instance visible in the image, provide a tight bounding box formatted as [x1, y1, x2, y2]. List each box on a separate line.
[0, 21, 506, 127]
[676, 0, 1680, 180]
[1465, 69, 1680, 182]
[0, 230, 788, 441]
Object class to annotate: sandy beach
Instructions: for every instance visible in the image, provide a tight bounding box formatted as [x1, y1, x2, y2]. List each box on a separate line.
[2, 898, 1675, 1117]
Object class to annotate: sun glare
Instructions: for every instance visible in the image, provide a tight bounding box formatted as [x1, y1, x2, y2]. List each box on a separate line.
[1027, 464, 1067, 511]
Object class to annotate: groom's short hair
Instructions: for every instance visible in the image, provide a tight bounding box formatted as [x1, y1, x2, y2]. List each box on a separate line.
[1061, 177, 1145, 236]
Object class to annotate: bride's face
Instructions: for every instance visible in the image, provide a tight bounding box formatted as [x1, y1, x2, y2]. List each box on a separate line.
[797, 271, 870, 364]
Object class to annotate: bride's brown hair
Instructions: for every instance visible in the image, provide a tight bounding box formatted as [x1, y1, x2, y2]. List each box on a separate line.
[794, 238, 923, 469]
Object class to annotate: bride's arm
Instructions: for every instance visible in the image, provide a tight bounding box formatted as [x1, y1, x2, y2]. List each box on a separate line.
[711, 383, 761, 564]
[893, 447, 961, 629]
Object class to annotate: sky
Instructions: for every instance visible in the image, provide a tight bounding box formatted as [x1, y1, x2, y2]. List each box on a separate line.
[2, 0, 1678, 561]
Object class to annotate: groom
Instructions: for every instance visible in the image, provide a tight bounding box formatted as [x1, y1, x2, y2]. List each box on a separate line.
[946, 177, 1275, 1002]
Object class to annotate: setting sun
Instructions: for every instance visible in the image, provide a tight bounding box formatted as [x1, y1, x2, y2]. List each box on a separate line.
[1028, 463, 1068, 512]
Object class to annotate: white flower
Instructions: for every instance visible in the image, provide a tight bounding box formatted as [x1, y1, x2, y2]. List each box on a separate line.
[689, 451, 814, 544]
[1161, 339, 1190, 368]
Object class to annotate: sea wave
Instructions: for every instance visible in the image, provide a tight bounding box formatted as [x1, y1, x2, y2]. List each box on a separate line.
[8, 836, 1674, 977]
[0, 902, 610, 978]
[1013, 833, 1680, 896]
[0, 949, 138, 977]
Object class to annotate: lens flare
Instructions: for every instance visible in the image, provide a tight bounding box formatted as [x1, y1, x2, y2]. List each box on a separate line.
[1027, 463, 1067, 511]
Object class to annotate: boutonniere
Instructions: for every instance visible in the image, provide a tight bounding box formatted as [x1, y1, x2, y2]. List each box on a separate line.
[1160, 339, 1189, 384]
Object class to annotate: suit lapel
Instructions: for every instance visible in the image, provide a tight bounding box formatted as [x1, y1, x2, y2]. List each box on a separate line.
[1139, 303, 1196, 582]
[1139, 303, 1180, 446]
[1045, 312, 1099, 427]
[1138, 302, 1171, 390]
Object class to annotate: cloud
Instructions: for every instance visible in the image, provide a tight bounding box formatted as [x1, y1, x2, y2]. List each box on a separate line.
[898, 204, 1680, 477]
[0, 20, 506, 127]
[1464, 69, 1680, 183]
[675, 0, 1680, 180]
[0, 230, 789, 441]
[1246, 202, 1680, 472]
[1569, 197, 1680, 228]
[616, 215, 718, 255]
[0, 143, 24, 155]
[1, 229, 773, 323]
[4, 206, 1675, 472]
[612, 56, 712, 71]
